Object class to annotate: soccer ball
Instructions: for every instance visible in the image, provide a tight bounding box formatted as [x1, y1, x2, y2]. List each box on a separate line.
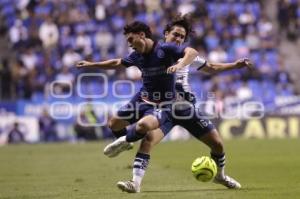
[191, 156, 217, 182]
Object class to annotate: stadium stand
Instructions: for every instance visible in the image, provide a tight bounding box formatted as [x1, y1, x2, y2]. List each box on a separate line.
[0, 0, 299, 142]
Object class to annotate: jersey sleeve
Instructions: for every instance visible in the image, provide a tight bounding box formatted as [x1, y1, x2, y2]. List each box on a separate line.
[190, 56, 207, 70]
[121, 52, 138, 68]
[161, 42, 186, 60]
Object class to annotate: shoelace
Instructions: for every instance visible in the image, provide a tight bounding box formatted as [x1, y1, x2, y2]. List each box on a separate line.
[124, 181, 136, 191]
[223, 176, 237, 188]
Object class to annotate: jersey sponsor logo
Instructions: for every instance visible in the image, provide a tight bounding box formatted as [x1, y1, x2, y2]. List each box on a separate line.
[157, 49, 165, 58]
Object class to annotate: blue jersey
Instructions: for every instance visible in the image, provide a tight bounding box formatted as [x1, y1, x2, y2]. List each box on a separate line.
[121, 41, 186, 103]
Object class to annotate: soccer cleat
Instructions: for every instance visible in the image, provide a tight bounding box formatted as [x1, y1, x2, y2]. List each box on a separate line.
[103, 136, 133, 158]
[117, 180, 140, 193]
[213, 175, 241, 189]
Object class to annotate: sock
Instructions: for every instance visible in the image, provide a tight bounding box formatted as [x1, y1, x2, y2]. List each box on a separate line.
[126, 124, 146, 142]
[132, 152, 150, 187]
[111, 128, 127, 138]
[211, 152, 226, 178]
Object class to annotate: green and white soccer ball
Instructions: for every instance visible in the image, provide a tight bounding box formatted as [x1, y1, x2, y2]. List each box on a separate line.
[191, 156, 217, 182]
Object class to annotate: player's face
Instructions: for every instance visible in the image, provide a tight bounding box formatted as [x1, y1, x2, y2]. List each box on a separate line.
[165, 26, 186, 45]
[126, 32, 146, 53]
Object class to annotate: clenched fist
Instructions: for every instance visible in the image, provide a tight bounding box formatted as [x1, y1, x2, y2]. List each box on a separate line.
[76, 60, 93, 68]
[235, 58, 254, 70]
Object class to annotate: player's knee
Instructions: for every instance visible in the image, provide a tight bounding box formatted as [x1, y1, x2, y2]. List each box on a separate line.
[144, 133, 155, 145]
[108, 117, 122, 131]
[136, 121, 151, 134]
[136, 115, 159, 133]
[108, 118, 115, 130]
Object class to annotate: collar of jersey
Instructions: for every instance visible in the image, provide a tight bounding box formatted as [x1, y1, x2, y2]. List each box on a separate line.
[141, 40, 157, 55]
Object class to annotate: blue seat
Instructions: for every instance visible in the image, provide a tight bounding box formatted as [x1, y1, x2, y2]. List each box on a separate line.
[265, 50, 278, 70]
[232, 3, 245, 15]
[0, 0, 11, 6]
[31, 92, 45, 103]
[250, 51, 261, 65]
[1, 4, 15, 16]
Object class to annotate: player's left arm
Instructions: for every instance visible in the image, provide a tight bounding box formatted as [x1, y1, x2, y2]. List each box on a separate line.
[167, 47, 198, 73]
[199, 58, 253, 74]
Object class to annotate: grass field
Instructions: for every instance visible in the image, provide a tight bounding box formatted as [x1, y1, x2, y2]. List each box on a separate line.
[0, 139, 299, 199]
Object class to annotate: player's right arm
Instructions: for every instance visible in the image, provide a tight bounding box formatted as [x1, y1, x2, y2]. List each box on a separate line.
[199, 58, 253, 74]
[77, 52, 139, 70]
[167, 47, 199, 73]
[161, 42, 198, 73]
[76, 59, 124, 70]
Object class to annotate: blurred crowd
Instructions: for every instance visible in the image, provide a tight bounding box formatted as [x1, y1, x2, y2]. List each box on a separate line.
[277, 0, 300, 41]
[0, 0, 298, 104]
[0, 0, 299, 142]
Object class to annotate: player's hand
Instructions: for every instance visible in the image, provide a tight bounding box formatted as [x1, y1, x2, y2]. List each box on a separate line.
[167, 64, 181, 73]
[235, 58, 254, 71]
[76, 60, 93, 68]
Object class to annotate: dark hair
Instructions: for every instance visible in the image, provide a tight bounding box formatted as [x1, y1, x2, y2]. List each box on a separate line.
[123, 21, 152, 38]
[163, 14, 194, 41]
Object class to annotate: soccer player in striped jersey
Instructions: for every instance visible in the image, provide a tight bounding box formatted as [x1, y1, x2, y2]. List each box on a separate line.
[115, 15, 253, 193]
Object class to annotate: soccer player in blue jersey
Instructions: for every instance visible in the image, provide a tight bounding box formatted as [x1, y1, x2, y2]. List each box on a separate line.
[113, 15, 253, 193]
[77, 21, 198, 153]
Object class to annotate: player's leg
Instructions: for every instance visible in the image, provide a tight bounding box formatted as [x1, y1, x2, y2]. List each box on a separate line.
[126, 114, 160, 142]
[103, 117, 134, 157]
[132, 129, 165, 188]
[198, 129, 225, 178]
[117, 111, 173, 193]
[104, 93, 144, 157]
[108, 117, 130, 138]
[117, 127, 167, 193]
[199, 129, 241, 189]
[174, 105, 241, 189]
[108, 91, 142, 138]
[138, 128, 164, 154]
[104, 114, 160, 158]
[105, 103, 172, 158]
[127, 102, 175, 142]
[103, 115, 134, 157]
[181, 115, 241, 189]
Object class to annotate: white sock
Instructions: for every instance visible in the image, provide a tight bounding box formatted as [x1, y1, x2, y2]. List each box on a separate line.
[217, 166, 225, 179]
[132, 153, 150, 186]
[133, 169, 144, 186]
[211, 152, 226, 179]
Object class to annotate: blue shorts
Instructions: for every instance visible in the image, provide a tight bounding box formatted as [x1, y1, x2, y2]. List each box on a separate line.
[172, 105, 215, 139]
[117, 92, 174, 135]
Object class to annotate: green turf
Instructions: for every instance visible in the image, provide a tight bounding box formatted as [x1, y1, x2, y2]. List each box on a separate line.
[0, 139, 299, 199]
